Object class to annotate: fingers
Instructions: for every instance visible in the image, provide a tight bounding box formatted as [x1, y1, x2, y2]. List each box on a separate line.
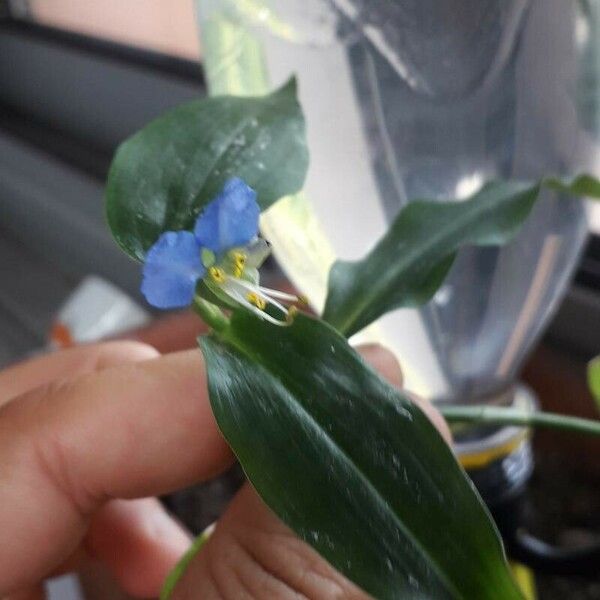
[3, 585, 46, 600]
[33, 349, 232, 500]
[357, 343, 404, 388]
[85, 498, 190, 598]
[0, 341, 159, 406]
[172, 485, 371, 599]
[0, 335, 447, 595]
[50, 498, 188, 600]
[122, 312, 208, 354]
[0, 349, 232, 594]
[406, 391, 452, 445]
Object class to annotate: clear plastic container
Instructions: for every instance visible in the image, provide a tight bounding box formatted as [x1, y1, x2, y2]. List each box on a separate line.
[197, 0, 599, 406]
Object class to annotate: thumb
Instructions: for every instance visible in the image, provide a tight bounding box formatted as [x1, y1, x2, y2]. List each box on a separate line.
[172, 484, 371, 599]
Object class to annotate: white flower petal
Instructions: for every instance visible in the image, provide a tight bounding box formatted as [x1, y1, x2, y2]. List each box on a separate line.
[258, 286, 299, 302]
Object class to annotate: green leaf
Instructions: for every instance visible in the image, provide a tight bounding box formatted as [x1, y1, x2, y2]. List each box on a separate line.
[105, 78, 308, 261]
[323, 175, 600, 337]
[588, 355, 600, 411]
[200, 313, 522, 600]
[545, 173, 600, 197]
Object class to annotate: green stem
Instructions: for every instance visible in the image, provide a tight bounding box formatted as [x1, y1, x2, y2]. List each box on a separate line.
[160, 524, 215, 599]
[440, 405, 600, 437]
[192, 296, 230, 333]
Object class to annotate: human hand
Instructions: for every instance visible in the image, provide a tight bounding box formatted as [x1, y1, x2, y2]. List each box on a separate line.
[0, 340, 449, 599]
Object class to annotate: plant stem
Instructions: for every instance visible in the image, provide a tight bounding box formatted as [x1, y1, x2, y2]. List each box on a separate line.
[440, 405, 600, 437]
[192, 296, 230, 333]
[161, 523, 215, 599]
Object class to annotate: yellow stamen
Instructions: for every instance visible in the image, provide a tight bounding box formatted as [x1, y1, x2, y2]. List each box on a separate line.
[233, 252, 247, 268]
[208, 266, 226, 284]
[246, 292, 267, 310]
[230, 251, 247, 278]
[286, 305, 298, 324]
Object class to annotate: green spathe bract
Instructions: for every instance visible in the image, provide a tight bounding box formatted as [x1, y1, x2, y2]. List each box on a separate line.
[323, 176, 600, 337]
[105, 78, 308, 261]
[199, 312, 523, 600]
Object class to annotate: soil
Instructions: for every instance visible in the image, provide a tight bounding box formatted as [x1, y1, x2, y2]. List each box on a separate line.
[522, 344, 600, 599]
[525, 446, 600, 600]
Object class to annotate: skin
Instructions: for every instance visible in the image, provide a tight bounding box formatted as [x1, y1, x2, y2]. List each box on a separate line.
[0, 328, 450, 599]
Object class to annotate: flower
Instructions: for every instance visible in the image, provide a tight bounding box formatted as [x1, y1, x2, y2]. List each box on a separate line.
[141, 177, 299, 324]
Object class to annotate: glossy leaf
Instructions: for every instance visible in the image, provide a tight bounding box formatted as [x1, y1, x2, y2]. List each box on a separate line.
[106, 78, 308, 261]
[323, 175, 600, 337]
[200, 312, 523, 600]
[588, 356, 600, 411]
[545, 173, 600, 197]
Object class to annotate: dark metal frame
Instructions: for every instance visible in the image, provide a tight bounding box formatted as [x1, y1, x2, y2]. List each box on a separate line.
[577, 235, 600, 291]
[0, 18, 204, 85]
[0, 18, 205, 179]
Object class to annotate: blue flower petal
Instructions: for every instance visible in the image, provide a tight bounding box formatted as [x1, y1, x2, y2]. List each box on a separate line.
[194, 178, 260, 253]
[141, 231, 205, 309]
